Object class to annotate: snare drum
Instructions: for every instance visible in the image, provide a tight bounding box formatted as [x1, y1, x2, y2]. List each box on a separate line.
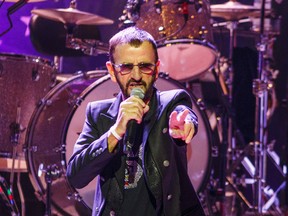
[135, 0, 218, 81]
[26, 72, 213, 215]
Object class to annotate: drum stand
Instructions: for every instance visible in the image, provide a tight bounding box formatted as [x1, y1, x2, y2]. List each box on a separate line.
[7, 107, 23, 216]
[213, 17, 247, 216]
[210, 1, 286, 215]
[213, 0, 286, 215]
[39, 164, 62, 216]
[250, 0, 285, 214]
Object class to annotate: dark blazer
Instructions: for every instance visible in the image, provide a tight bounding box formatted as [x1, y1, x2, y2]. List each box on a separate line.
[66, 87, 205, 216]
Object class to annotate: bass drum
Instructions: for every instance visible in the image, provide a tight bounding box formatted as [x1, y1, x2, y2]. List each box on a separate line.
[26, 71, 108, 215]
[26, 72, 213, 215]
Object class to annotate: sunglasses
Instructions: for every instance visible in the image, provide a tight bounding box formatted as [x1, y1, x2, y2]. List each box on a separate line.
[112, 62, 157, 75]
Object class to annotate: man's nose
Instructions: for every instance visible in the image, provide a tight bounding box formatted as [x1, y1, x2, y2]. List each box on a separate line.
[130, 65, 142, 80]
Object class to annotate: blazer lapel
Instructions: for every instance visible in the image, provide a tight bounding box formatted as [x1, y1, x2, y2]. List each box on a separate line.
[142, 90, 162, 145]
[102, 92, 126, 191]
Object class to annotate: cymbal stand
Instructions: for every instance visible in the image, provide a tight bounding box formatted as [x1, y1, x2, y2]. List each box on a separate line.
[212, 17, 274, 214]
[252, 0, 282, 214]
[227, 20, 239, 163]
[213, 18, 242, 159]
[211, 19, 242, 215]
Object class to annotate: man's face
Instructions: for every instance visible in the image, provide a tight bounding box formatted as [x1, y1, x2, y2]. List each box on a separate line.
[107, 41, 160, 101]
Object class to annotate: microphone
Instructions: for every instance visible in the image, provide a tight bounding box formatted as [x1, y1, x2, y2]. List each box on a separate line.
[123, 88, 145, 154]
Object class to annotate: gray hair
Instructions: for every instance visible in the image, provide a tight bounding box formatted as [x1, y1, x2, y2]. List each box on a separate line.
[108, 26, 158, 63]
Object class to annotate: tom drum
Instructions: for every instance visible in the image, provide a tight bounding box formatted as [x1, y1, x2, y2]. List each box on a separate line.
[134, 0, 218, 81]
[0, 53, 56, 158]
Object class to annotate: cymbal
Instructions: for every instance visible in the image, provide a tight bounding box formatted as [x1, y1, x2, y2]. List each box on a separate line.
[211, 0, 269, 21]
[31, 7, 114, 25]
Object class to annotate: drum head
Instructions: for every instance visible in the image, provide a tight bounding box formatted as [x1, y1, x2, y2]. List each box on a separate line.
[158, 39, 217, 81]
[26, 71, 107, 215]
[27, 72, 213, 214]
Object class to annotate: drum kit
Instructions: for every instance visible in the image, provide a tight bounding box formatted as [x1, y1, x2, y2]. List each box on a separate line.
[0, 0, 285, 215]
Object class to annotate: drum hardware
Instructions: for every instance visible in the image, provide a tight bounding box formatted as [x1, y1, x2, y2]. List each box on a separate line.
[210, 0, 271, 21]
[63, 22, 109, 56]
[5, 107, 24, 216]
[210, 0, 285, 214]
[210, 2, 265, 213]
[31, 0, 114, 26]
[211, 2, 245, 182]
[249, 15, 281, 37]
[0, 175, 19, 215]
[9, 106, 22, 183]
[210, 0, 275, 157]
[205, 68, 245, 214]
[38, 163, 62, 216]
[212, 18, 252, 31]
[66, 35, 109, 56]
[30, 0, 112, 58]
[250, 0, 285, 209]
[29, 15, 110, 60]
[118, 0, 141, 29]
[53, 56, 63, 73]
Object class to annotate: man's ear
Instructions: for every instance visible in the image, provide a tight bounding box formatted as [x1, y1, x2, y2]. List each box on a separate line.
[154, 60, 160, 80]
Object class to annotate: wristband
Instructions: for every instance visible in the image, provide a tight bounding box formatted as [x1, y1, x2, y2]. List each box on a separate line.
[110, 126, 122, 141]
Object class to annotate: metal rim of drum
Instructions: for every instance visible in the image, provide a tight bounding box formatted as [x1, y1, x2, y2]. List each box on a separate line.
[26, 72, 214, 214]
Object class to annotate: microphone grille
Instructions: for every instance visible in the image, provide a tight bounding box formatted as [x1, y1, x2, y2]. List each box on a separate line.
[130, 88, 144, 99]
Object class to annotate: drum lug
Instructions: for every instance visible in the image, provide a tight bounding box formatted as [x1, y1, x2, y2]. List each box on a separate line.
[75, 97, 84, 107]
[196, 98, 206, 110]
[67, 191, 82, 202]
[24, 145, 38, 153]
[158, 71, 169, 79]
[37, 98, 53, 107]
[211, 145, 219, 158]
[199, 25, 208, 40]
[51, 144, 65, 153]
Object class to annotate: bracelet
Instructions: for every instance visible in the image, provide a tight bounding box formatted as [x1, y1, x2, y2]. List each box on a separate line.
[110, 126, 122, 141]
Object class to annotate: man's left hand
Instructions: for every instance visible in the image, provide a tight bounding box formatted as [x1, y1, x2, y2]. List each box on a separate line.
[169, 109, 195, 144]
